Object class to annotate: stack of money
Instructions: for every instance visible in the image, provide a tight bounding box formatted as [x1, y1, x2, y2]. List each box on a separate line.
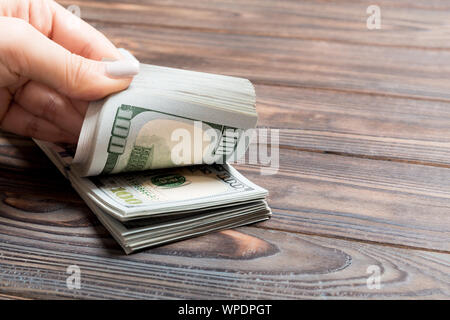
[34, 64, 271, 254]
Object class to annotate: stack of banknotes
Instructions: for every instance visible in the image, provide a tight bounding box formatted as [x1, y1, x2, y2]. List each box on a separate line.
[34, 64, 271, 254]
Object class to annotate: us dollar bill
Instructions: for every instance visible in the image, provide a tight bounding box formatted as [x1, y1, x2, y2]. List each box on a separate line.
[32, 63, 270, 253]
[35, 139, 269, 220]
[72, 64, 257, 177]
[34, 138, 270, 253]
[76, 103, 248, 176]
[91, 164, 255, 207]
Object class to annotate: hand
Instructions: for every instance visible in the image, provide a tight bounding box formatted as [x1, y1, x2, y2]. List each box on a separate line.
[0, 0, 139, 143]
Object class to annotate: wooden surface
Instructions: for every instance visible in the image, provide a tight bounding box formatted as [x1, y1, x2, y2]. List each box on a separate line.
[1, 0, 450, 299]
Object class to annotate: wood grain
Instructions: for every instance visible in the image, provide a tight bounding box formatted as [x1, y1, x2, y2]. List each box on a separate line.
[0, 0, 450, 299]
[90, 22, 450, 102]
[1, 200, 449, 298]
[1, 134, 449, 252]
[236, 148, 450, 252]
[59, 0, 450, 48]
[255, 84, 450, 166]
[0, 134, 449, 297]
[67, 0, 450, 167]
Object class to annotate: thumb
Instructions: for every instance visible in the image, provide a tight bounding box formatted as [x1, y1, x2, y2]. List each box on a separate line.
[3, 18, 139, 101]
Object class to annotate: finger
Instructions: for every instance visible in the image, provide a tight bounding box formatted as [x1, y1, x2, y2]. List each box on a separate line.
[0, 17, 139, 101]
[70, 99, 89, 117]
[14, 81, 84, 136]
[0, 102, 78, 143]
[3, 0, 121, 61]
[0, 88, 12, 122]
[49, 1, 123, 61]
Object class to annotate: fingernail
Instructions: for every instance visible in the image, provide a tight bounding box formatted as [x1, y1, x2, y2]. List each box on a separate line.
[105, 59, 140, 77]
[105, 49, 140, 77]
[118, 48, 139, 62]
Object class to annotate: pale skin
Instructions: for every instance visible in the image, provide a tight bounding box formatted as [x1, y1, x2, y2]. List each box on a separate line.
[0, 0, 135, 143]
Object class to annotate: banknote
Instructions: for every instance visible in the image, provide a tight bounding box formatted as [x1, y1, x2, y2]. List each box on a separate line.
[91, 165, 255, 207]
[79, 103, 247, 175]
[35, 135, 267, 218]
[72, 64, 257, 177]
[34, 138, 271, 254]
[32, 63, 270, 253]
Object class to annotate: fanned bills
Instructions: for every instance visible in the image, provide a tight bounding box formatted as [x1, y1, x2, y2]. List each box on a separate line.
[73, 64, 257, 177]
[34, 63, 271, 254]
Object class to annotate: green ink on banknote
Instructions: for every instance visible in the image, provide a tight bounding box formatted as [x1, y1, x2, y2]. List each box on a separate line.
[151, 174, 186, 188]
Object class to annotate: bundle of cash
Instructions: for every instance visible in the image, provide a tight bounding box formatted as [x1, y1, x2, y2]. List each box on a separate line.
[34, 64, 271, 254]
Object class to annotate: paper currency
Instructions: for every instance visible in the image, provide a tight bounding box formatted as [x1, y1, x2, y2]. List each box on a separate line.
[34, 63, 271, 254]
[73, 64, 257, 177]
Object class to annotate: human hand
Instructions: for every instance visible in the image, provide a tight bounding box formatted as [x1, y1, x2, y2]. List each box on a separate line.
[0, 0, 139, 143]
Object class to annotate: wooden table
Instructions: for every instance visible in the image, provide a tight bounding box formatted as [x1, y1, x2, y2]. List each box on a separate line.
[1, 0, 450, 299]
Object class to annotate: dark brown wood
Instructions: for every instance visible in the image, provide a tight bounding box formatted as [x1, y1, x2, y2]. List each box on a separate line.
[255, 84, 450, 167]
[59, 0, 450, 48]
[1, 0, 450, 299]
[1, 194, 449, 298]
[88, 21, 450, 101]
[236, 148, 450, 251]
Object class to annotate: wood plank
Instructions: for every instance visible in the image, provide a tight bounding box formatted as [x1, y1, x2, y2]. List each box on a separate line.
[54, 2, 450, 166]
[1, 133, 449, 252]
[58, 0, 450, 48]
[235, 148, 450, 252]
[4, 83, 450, 168]
[1, 0, 449, 299]
[255, 84, 450, 166]
[81, 21, 450, 102]
[0, 198, 449, 298]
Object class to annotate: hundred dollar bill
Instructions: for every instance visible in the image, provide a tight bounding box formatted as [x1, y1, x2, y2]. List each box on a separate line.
[73, 64, 257, 177]
[32, 63, 271, 253]
[89, 199, 270, 254]
[34, 139, 271, 253]
[35, 137, 268, 221]
[78, 163, 267, 220]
